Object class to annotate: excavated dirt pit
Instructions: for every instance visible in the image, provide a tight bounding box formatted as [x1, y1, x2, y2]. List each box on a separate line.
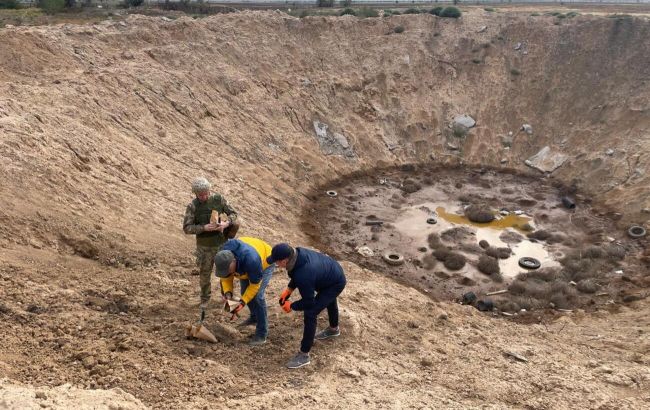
[305, 165, 647, 314]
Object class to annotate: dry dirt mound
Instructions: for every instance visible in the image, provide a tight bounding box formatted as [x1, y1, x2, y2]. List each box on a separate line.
[0, 378, 144, 410]
[0, 7, 649, 409]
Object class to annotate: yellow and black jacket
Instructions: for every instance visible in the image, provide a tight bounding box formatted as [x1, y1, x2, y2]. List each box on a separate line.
[219, 237, 272, 304]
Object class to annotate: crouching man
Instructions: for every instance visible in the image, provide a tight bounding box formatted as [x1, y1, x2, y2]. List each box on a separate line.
[214, 237, 274, 346]
[266, 243, 346, 369]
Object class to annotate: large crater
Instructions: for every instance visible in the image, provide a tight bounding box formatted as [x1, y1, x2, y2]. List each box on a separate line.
[303, 164, 647, 314]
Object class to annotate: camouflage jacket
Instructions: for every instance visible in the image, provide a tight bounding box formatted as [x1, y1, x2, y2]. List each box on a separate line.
[183, 193, 238, 237]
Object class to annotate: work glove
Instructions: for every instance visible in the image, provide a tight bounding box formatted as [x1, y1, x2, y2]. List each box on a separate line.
[279, 288, 294, 306]
[230, 300, 246, 321]
[281, 300, 292, 313]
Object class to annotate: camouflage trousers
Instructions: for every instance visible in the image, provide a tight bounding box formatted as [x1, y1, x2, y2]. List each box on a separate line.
[195, 245, 221, 304]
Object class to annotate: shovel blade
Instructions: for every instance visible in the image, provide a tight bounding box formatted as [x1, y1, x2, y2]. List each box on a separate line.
[192, 324, 218, 343]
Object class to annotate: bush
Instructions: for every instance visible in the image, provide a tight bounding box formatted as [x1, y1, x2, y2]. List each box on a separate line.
[508, 279, 527, 296]
[441, 227, 473, 242]
[433, 248, 451, 261]
[605, 244, 626, 260]
[510, 68, 521, 76]
[452, 123, 468, 138]
[478, 255, 500, 275]
[400, 179, 421, 194]
[124, 0, 143, 7]
[471, 58, 481, 64]
[478, 240, 490, 249]
[340, 7, 355, 16]
[427, 233, 441, 249]
[498, 300, 520, 313]
[422, 254, 437, 270]
[576, 279, 600, 294]
[524, 268, 561, 283]
[38, 0, 66, 13]
[357, 7, 378, 18]
[484, 7, 495, 12]
[159, 1, 235, 15]
[549, 293, 571, 309]
[527, 229, 552, 241]
[0, 0, 18, 9]
[440, 7, 461, 18]
[393, 25, 405, 34]
[486, 246, 511, 259]
[443, 253, 466, 270]
[403, 8, 421, 14]
[583, 246, 604, 259]
[465, 204, 495, 223]
[430, 6, 443, 16]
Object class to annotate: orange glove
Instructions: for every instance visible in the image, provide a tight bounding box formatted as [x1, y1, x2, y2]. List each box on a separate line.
[279, 288, 293, 305]
[230, 301, 245, 320]
[281, 300, 292, 313]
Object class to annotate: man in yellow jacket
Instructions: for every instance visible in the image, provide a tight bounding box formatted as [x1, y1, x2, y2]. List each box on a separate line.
[214, 237, 274, 346]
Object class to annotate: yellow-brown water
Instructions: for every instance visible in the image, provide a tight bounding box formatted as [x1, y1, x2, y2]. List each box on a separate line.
[435, 207, 532, 232]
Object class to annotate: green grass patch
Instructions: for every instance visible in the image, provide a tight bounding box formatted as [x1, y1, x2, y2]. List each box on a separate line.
[357, 7, 378, 18]
[403, 7, 422, 14]
[440, 6, 461, 19]
[430, 6, 443, 16]
[38, 0, 66, 14]
[0, 0, 19, 9]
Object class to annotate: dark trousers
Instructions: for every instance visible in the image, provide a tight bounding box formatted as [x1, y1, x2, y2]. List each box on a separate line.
[301, 281, 346, 353]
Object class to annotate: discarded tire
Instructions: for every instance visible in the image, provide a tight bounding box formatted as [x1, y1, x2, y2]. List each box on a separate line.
[326, 190, 338, 197]
[462, 292, 477, 306]
[628, 225, 646, 239]
[476, 299, 494, 312]
[561, 196, 576, 210]
[382, 252, 404, 266]
[518, 257, 541, 270]
[426, 216, 437, 225]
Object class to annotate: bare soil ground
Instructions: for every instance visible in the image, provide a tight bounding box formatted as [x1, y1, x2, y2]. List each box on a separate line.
[1, 6, 649, 409]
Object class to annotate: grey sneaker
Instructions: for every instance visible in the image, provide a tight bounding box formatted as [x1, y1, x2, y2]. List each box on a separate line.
[286, 352, 310, 369]
[248, 335, 267, 346]
[315, 327, 340, 340]
[237, 317, 257, 327]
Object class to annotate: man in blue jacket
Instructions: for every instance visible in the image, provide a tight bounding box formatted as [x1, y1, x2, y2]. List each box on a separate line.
[267, 243, 346, 369]
[214, 237, 274, 346]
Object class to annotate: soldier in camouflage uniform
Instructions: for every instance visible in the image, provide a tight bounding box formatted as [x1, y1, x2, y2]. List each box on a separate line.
[183, 177, 238, 308]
